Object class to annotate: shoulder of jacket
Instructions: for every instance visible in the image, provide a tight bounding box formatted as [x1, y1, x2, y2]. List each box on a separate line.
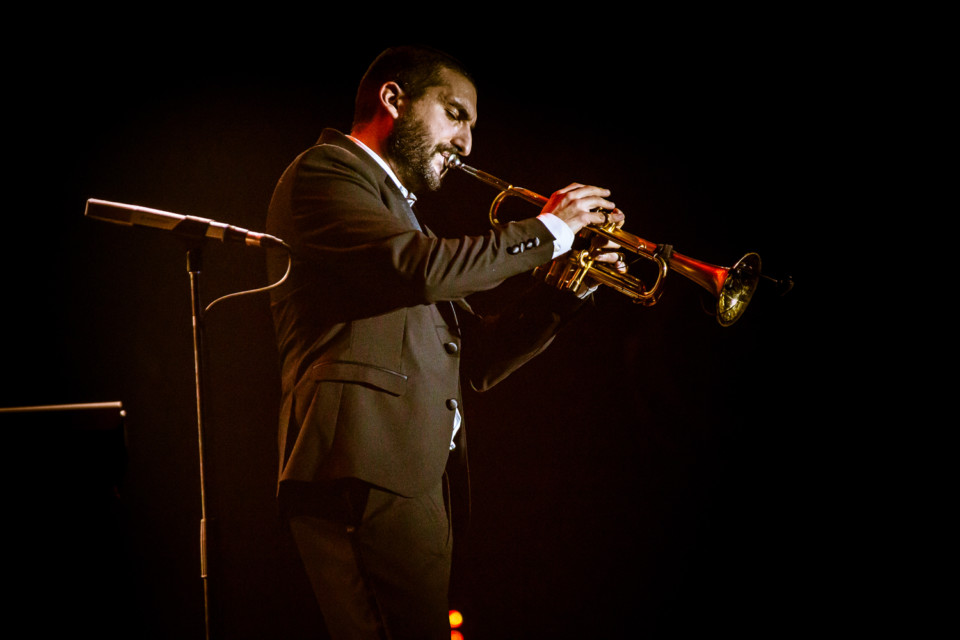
[297, 136, 383, 182]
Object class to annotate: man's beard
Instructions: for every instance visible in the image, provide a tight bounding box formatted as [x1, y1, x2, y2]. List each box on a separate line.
[386, 112, 447, 193]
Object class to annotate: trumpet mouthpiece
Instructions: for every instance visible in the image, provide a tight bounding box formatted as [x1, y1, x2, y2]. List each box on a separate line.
[444, 154, 462, 170]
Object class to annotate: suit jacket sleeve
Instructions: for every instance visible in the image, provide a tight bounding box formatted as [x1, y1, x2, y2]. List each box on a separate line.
[458, 280, 590, 392]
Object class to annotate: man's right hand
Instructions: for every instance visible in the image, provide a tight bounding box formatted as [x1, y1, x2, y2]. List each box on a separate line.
[540, 183, 624, 234]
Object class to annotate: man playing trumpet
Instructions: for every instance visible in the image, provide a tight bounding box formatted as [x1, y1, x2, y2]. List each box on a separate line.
[265, 45, 625, 639]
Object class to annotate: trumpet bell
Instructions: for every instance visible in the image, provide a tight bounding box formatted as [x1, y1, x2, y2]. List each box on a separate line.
[717, 252, 762, 327]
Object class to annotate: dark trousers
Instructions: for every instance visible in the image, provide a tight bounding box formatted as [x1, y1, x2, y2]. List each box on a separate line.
[288, 479, 452, 640]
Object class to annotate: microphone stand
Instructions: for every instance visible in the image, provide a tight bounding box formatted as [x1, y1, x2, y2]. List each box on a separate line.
[185, 240, 213, 640]
[180, 224, 290, 640]
[84, 199, 291, 640]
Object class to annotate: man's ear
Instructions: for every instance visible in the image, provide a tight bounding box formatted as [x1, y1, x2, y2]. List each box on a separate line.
[380, 81, 405, 120]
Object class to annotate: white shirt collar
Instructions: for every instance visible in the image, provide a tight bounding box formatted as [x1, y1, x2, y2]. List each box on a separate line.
[347, 135, 417, 207]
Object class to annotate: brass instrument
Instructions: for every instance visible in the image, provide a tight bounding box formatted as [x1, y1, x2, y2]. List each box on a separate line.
[443, 155, 762, 327]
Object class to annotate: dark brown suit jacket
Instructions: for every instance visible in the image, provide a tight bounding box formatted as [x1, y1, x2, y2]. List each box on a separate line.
[266, 129, 581, 501]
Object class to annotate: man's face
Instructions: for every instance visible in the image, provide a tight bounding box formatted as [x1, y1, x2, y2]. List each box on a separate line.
[386, 68, 477, 193]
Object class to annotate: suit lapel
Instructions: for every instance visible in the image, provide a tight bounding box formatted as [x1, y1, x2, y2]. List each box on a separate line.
[321, 129, 464, 331]
[383, 178, 423, 232]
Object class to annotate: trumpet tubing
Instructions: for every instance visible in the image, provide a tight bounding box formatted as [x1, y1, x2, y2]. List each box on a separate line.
[444, 155, 762, 326]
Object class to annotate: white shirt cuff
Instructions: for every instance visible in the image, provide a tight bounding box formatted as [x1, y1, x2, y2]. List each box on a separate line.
[537, 213, 575, 258]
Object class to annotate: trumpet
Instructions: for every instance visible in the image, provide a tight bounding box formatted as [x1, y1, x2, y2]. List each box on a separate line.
[443, 155, 763, 327]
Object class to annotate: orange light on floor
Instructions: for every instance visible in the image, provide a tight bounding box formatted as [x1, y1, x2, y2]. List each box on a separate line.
[449, 609, 463, 628]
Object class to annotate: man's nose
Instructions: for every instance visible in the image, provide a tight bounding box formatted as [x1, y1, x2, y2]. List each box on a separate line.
[452, 126, 472, 157]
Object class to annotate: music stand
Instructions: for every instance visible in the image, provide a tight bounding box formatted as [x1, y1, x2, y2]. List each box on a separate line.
[0, 400, 128, 493]
[1, 401, 131, 636]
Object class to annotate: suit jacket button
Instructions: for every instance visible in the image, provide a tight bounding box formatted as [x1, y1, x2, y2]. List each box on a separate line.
[446, 398, 459, 411]
[444, 342, 459, 354]
[507, 244, 521, 255]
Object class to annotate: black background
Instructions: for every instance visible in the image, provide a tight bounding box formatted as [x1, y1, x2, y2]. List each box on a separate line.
[3, 13, 859, 639]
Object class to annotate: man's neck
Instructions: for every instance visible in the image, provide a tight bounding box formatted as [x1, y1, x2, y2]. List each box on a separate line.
[351, 125, 389, 167]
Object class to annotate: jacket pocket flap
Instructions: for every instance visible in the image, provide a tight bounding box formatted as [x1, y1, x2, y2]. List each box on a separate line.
[307, 361, 407, 396]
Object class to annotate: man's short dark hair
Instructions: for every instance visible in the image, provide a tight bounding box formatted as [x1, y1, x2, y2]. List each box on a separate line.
[352, 46, 475, 129]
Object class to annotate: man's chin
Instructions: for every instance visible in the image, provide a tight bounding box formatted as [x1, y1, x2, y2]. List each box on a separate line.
[427, 158, 446, 190]
[422, 166, 443, 192]
[396, 158, 443, 193]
